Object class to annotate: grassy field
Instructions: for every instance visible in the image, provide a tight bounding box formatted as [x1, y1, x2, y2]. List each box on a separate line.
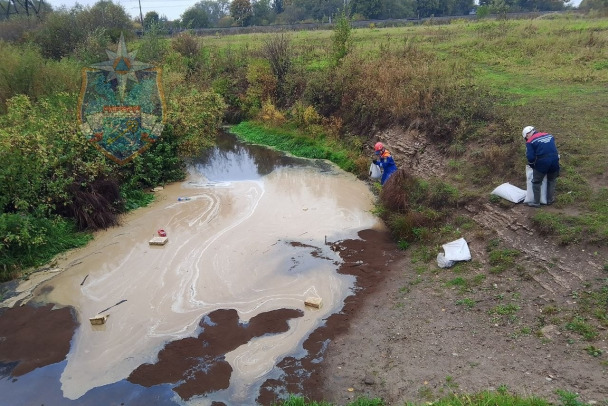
[223, 14, 608, 246]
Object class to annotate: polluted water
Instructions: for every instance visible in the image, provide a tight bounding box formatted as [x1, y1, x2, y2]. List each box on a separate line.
[0, 132, 383, 405]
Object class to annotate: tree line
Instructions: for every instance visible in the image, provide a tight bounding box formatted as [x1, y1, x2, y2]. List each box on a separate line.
[1, 0, 586, 30]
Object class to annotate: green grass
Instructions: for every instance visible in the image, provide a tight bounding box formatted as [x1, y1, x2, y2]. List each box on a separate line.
[565, 316, 599, 341]
[274, 389, 594, 406]
[230, 121, 360, 172]
[0, 214, 92, 282]
[456, 298, 476, 309]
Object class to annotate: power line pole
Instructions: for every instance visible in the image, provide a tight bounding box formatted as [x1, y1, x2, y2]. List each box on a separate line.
[138, 0, 144, 31]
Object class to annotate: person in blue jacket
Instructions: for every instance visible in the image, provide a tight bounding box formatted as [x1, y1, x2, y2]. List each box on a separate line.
[523, 126, 560, 207]
[372, 142, 398, 185]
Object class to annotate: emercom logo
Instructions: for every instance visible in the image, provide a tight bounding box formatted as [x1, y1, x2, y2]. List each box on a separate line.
[78, 33, 166, 164]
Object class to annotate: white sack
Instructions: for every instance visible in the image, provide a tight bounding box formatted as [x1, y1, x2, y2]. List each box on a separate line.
[369, 162, 382, 179]
[491, 183, 526, 203]
[437, 253, 455, 268]
[524, 165, 547, 205]
[443, 237, 471, 262]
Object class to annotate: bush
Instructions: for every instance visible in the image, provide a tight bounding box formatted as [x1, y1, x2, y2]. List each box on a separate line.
[0, 214, 92, 281]
[166, 89, 227, 156]
[0, 94, 110, 218]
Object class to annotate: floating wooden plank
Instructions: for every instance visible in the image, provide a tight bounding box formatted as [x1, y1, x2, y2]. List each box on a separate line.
[89, 314, 109, 325]
[149, 236, 169, 246]
[305, 297, 322, 309]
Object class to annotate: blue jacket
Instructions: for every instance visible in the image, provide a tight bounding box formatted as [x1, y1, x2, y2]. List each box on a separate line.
[374, 150, 398, 185]
[526, 132, 560, 174]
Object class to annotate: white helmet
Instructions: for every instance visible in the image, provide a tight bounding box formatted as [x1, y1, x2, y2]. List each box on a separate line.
[522, 126, 535, 139]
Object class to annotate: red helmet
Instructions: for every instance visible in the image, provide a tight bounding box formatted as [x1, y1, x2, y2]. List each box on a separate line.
[374, 142, 384, 152]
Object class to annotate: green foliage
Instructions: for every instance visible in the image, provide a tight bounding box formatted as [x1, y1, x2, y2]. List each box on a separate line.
[72, 28, 113, 64]
[274, 395, 382, 406]
[136, 23, 169, 63]
[489, 303, 520, 316]
[263, 33, 292, 107]
[118, 124, 186, 190]
[584, 345, 603, 357]
[456, 298, 476, 308]
[555, 389, 592, 406]
[230, 0, 253, 26]
[166, 89, 227, 156]
[143, 11, 160, 30]
[0, 93, 110, 217]
[32, 2, 134, 60]
[230, 121, 359, 172]
[406, 390, 551, 406]
[0, 214, 92, 281]
[565, 316, 598, 341]
[0, 42, 80, 112]
[488, 248, 521, 274]
[331, 12, 352, 65]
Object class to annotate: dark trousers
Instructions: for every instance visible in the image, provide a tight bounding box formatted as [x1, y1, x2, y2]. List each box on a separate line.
[531, 168, 558, 204]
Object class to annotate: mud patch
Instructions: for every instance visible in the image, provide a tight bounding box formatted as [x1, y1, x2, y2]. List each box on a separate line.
[258, 229, 402, 404]
[0, 304, 77, 377]
[129, 307, 304, 400]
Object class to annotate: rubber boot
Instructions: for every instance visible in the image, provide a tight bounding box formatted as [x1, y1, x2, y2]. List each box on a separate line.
[527, 182, 541, 208]
[546, 179, 556, 205]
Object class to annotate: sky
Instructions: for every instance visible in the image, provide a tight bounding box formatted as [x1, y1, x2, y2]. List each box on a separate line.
[45, 0, 194, 21]
[43, 0, 584, 23]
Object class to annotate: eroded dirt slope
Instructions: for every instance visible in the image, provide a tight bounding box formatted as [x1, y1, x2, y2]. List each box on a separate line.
[318, 128, 608, 405]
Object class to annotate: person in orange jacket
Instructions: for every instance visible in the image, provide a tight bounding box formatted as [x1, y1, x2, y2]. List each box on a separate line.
[372, 142, 398, 185]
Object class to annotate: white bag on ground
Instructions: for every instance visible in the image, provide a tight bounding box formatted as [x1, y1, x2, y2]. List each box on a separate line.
[491, 183, 526, 203]
[437, 253, 455, 268]
[524, 166, 547, 205]
[369, 162, 382, 179]
[443, 238, 471, 262]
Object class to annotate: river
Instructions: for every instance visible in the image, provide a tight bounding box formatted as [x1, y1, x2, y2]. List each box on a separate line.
[0, 132, 383, 405]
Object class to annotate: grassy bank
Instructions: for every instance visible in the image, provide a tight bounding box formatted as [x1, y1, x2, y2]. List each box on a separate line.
[274, 388, 592, 406]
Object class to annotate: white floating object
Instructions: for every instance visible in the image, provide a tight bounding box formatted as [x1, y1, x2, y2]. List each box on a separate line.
[89, 314, 109, 325]
[305, 297, 322, 308]
[149, 236, 169, 246]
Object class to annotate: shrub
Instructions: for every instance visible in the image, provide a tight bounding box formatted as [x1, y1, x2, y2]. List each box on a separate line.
[0, 93, 110, 219]
[244, 60, 277, 116]
[0, 214, 91, 281]
[262, 33, 292, 107]
[331, 12, 352, 65]
[166, 89, 227, 156]
[172, 31, 201, 58]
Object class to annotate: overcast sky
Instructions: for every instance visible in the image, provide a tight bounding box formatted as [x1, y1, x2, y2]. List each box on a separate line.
[43, 0, 584, 22]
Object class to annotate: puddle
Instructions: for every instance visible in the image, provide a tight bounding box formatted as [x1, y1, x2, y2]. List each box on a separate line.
[0, 132, 381, 405]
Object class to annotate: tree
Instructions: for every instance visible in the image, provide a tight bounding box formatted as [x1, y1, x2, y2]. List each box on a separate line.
[331, 11, 351, 65]
[350, 0, 382, 19]
[252, 0, 275, 25]
[143, 11, 159, 29]
[180, 6, 210, 28]
[579, 0, 608, 11]
[416, 0, 448, 17]
[83, 0, 133, 41]
[273, 0, 284, 13]
[262, 33, 291, 105]
[230, 0, 253, 26]
[189, 0, 230, 26]
[378, 0, 416, 19]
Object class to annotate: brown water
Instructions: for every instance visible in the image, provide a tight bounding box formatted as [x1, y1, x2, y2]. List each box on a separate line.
[1, 133, 382, 405]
